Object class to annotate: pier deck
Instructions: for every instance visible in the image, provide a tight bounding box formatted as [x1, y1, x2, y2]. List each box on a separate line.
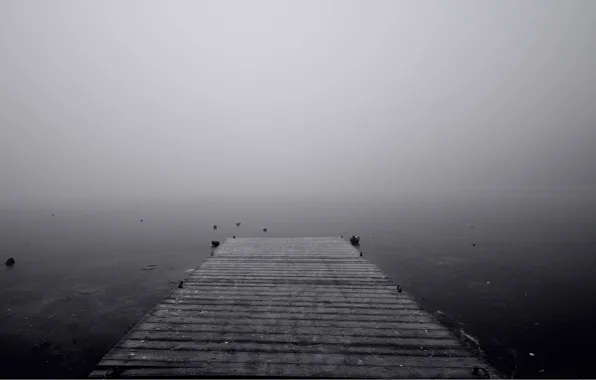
[90, 237, 499, 378]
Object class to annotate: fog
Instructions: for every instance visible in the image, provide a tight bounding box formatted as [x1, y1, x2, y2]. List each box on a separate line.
[1, 0, 595, 204]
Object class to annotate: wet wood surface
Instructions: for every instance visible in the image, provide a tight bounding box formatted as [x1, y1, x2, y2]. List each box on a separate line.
[90, 237, 499, 378]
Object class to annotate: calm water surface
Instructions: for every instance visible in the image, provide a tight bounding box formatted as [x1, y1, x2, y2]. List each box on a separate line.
[1, 195, 595, 378]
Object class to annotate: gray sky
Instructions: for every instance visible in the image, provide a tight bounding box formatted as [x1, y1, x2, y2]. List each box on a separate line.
[1, 0, 595, 203]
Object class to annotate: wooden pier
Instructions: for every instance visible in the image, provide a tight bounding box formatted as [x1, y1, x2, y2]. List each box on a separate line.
[91, 237, 500, 378]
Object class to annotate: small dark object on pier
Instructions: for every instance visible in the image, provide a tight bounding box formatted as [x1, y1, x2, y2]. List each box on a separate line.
[212, 241, 220, 248]
[263, 228, 267, 232]
[210, 251, 214, 256]
[350, 235, 360, 246]
[360, 252, 363, 257]
[397, 284, 403, 293]
[213, 225, 217, 230]
[472, 366, 490, 378]
[104, 367, 126, 379]
[236, 222, 241, 227]
[233, 236, 235, 239]
[177, 281, 184, 289]
[5, 257, 15, 266]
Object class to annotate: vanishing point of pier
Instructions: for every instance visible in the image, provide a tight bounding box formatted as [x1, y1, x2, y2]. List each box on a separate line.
[91, 237, 500, 378]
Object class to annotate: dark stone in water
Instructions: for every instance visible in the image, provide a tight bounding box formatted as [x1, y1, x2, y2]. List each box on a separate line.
[211, 241, 220, 247]
[5, 257, 15, 266]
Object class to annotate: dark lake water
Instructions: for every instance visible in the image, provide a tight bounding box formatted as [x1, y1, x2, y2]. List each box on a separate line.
[1, 194, 595, 378]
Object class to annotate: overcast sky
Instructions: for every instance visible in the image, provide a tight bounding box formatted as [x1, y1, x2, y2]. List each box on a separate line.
[1, 0, 595, 203]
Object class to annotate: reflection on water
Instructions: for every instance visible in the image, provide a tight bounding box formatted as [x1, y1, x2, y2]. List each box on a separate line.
[1, 194, 595, 378]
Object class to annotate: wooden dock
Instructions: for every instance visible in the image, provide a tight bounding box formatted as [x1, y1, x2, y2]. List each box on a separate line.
[91, 237, 500, 378]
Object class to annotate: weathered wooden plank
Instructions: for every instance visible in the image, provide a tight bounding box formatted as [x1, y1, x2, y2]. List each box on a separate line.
[162, 299, 420, 309]
[91, 364, 486, 379]
[166, 295, 411, 305]
[134, 322, 452, 338]
[187, 275, 390, 281]
[182, 279, 395, 286]
[171, 289, 403, 298]
[154, 304, 425, 316]
[102, 349, 484, 368]
[142, 316, 445, 330]
[124, 331, 461, 347]
[174, 284, 401, 292]
[113, 340, 472, 356]
[150, 309, 434, 323]
[172, 284, 402, 293]
[91, 237, 500, 378]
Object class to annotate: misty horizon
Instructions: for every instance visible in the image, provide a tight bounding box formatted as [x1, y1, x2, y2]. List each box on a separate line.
[2, 0, 595, 205]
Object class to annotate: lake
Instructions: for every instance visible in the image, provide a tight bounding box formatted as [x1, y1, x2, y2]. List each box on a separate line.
[1, 194, 595, 378]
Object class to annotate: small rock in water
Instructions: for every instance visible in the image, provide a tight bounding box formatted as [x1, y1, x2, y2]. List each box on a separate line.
[5, 257, 15, 266]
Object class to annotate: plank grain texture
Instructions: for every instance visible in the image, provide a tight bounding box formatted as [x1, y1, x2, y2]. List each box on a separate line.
[91, 237, 500, 378]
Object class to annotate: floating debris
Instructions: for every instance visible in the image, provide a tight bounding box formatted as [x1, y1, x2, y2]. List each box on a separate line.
[5, 257, 15, 266]
[211, 241, 220, 248]
[350, 235, 360, 246]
